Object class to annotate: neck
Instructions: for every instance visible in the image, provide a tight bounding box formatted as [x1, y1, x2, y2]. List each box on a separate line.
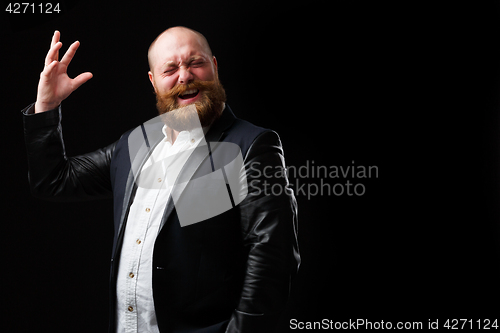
[167, 127, 181, 144]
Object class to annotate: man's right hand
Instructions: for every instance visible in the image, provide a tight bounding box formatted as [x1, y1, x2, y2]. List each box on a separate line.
[34, 31, 93, 113]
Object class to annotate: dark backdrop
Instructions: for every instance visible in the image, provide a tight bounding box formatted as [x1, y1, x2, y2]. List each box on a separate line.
[2, 1, 500, 332]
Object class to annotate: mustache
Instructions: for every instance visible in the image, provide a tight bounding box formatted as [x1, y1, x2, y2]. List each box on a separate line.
[160, 81, 217, 99]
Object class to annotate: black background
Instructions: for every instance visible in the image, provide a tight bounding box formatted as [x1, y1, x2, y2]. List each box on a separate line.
[2, 1, 500, 332]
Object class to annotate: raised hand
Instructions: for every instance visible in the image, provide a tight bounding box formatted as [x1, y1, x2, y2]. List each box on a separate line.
[34, 31, 93, 113]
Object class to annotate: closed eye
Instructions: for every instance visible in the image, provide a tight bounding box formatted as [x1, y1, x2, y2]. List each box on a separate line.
[164, 67, 178, 75]
[191, 61, 204, 67]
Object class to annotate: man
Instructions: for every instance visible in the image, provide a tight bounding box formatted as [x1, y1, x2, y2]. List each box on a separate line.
[23, 27, 300, 333]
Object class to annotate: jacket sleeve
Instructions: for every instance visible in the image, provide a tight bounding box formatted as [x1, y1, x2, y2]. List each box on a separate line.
[22, 103, 116, 201]
[226, 130, 301, 333]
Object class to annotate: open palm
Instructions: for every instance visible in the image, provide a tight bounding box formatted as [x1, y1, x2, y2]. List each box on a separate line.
[35, 31, 92, 113]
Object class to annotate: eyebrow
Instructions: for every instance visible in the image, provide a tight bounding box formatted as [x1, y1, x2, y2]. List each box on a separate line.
[161, 61, 176, 70]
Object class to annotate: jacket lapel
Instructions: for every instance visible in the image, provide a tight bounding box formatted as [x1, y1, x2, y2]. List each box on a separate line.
[117, 118, 165, 242]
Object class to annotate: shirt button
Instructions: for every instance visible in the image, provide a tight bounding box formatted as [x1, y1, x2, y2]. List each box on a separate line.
[157, 178, 162, 182]
[129, 272, 135, 278]
[145, 208, 150, 212]
[128, 306, 133, 312]
[136, 239, 141, 244]
[191, 138, 195, 143]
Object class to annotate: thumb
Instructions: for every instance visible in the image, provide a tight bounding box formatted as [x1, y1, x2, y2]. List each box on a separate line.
[73, 72, 93, 90]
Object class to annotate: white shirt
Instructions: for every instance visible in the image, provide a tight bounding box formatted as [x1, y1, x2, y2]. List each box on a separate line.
[116, 124, 206, 333]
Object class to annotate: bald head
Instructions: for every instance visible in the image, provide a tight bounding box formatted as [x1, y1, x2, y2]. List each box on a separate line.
[148, 26, 212, 71]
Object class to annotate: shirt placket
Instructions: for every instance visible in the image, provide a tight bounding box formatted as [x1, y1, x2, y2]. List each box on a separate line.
[124, 190, 158, 333]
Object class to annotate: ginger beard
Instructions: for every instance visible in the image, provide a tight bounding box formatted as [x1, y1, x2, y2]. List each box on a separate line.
[155, 78, 227, 132]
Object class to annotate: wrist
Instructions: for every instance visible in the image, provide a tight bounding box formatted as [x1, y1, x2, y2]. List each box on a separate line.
[34, 100, 60, 113]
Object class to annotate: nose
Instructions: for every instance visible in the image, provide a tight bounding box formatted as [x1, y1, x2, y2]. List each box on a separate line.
[178, 66, 194, 85]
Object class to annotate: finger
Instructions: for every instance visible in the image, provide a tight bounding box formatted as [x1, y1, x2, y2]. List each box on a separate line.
[72, 72, 93, 89]
[60, 41, 80, 67]
[50, 30, 61, 60]
[50, 30, 60, 47]
[45, 41, 62, 66]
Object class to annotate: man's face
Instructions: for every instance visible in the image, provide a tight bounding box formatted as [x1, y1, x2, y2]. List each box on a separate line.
[148, 29, 217, 103]
[148, 29, 225, 130]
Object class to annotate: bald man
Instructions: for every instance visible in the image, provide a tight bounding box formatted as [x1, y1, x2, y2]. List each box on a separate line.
[22, 27, 300, 333]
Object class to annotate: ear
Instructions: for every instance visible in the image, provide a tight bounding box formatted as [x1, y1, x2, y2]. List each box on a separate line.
[148, 71, 157, 93]
[212, 56, 218, 71]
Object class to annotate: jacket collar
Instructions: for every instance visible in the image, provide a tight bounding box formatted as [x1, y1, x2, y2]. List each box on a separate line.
[204, 104, 236, 143]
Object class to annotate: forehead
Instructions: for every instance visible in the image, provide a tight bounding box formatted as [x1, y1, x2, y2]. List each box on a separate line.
[151, 31, 209, 70]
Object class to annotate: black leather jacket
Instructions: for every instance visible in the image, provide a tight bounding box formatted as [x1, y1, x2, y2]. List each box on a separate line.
[23, 103, 300, 333]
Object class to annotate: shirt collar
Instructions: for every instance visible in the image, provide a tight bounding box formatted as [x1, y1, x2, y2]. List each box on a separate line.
[161, 125, 206, 144]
